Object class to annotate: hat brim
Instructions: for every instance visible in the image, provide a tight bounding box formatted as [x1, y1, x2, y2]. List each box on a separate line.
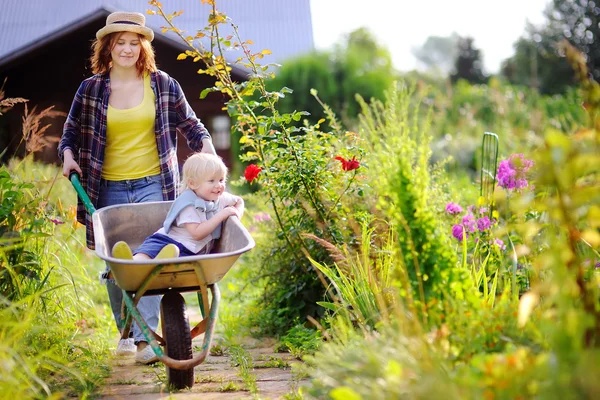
[96, 24, 154, 42]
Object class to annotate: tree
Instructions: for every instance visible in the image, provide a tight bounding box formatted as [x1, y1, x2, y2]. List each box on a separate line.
[412, 33, 460, 76]
[548, 0, 600, 81]
[265, 50, 339, 124]
[266, 27, 395, 126]
[501, 23, 575, 95]
[502, 0, 599, 94]
[450, 37, 487, 84]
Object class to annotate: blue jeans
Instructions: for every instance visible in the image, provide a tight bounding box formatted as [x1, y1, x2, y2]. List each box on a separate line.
[97, 175, 164, 343]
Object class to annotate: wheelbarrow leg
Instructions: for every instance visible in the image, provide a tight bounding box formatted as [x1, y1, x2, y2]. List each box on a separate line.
[120, 263, 168, 344]
[121, 284, 222, 371]
[121, 290, 165, 359]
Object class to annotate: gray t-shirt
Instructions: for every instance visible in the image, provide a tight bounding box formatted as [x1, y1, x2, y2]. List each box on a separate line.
[155, 192, 237, 254]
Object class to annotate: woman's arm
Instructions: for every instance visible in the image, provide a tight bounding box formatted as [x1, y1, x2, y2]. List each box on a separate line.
[58, 82, 85, 176]
[172, 78, 215, 154]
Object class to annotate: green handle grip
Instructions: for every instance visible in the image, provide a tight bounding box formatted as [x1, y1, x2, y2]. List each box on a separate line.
[69, 173, 96, 216]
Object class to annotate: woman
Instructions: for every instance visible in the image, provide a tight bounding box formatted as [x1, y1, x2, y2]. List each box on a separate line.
[58, 11, 216, 364]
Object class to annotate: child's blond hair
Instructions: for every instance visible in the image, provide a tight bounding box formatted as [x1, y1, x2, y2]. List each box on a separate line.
[180, 153, 228, 191]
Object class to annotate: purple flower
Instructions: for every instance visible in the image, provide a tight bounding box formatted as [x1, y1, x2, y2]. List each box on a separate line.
[497, 154, 534, 191]
[445, 202, 463, 215]
[476, 216, 491, 231]
[50, 218, 64, 225]
[479, 207, 488, 215]
[462, 213, 476, 233]
[452, 224, 466, 241]
[494, 239, 506, 251]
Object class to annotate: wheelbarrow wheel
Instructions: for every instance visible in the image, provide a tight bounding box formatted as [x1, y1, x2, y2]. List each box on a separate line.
[160, 291, 194, 389]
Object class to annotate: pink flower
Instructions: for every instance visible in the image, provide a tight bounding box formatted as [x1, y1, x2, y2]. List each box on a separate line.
[244, 164, 262, 183]
[497, 154, 534, 190]
[254, 212, 271, 222]
[494, 239, 506, 251]
[445, 202, 463, 215]
[50, 218, 64, 225]
[462, 213, 476, 233]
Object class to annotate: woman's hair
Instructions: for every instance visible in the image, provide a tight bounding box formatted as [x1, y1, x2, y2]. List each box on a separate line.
[90, 32, 157, 77]
[181, 153, 228, 191]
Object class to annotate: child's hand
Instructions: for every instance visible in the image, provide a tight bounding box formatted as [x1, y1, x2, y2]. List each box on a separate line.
[219, 206, 240, 219]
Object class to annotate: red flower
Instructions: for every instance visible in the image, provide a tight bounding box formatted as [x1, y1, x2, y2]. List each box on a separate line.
[244, 164, 262, 183]
[335, 156, 360, 171]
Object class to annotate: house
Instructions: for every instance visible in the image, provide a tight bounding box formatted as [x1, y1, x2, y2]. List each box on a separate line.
[0, 0, 314, 166]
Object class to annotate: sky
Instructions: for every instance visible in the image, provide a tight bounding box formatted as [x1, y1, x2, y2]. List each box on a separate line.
[310, 0, 552, 73]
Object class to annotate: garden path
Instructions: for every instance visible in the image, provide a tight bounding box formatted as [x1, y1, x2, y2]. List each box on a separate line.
[98, 305, 304, 399]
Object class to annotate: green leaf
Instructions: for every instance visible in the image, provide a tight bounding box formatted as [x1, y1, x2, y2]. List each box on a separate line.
[316, 301, 338, 312]
[330, 387, 362, 400]
[200, 88, 212, 99]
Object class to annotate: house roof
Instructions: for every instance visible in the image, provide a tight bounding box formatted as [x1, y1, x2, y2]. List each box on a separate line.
[0, 0, 314, 69]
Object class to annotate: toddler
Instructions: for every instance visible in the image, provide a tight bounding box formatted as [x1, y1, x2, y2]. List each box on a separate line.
[112, 153, 244, 260]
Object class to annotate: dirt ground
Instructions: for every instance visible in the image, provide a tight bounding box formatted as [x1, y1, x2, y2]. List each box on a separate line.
[99, 306, 306, 399]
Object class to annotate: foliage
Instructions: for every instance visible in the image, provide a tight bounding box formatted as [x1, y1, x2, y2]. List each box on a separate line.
[301, 45, 600, 399]
[0, 168, 48, 300]
[419, 77, 586, 178]
[150, 0, 373, 334]
[502, 0, 600, 95]
[548, 0, 600, 82]
[0, 159, 111, 397]
[149, 3, 600, 398]
[275, 323, 322, 358]
[264, 51, 341, 127]
[501, 24, 576, 95]
[307, 223, 398, 330]
[356, 84, 462, 311]
[0, 78, 27, 116]
[265, 27, 396, 127]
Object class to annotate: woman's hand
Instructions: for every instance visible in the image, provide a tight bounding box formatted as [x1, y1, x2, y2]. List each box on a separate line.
[62, 149, 82, 178]
[200, 138, 216, 155]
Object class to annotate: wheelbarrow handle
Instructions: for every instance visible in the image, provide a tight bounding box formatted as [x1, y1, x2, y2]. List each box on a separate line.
[69, 172, 96, 215]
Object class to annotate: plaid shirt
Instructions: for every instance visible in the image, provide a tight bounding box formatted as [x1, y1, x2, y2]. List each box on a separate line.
[58, 70, 211, 249]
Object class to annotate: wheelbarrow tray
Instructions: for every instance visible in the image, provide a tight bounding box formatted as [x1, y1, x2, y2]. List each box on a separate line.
[92, 201, 254, 292]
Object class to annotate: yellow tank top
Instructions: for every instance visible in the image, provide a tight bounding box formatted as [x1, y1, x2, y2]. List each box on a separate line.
[102, 74, 161, 180]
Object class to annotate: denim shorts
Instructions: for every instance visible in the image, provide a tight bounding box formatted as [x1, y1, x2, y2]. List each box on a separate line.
[134, 233, 198, 258]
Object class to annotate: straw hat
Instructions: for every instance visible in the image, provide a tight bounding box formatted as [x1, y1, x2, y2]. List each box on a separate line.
[96, 12, 154, 42]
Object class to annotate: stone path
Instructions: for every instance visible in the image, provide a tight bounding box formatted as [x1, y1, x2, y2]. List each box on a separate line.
[98, 301, 306, 399]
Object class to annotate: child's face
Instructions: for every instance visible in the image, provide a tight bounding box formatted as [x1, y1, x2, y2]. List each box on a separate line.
[192, 174, 226, 201]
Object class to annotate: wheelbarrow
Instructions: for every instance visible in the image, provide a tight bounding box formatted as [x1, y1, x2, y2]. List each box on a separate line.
[69, 173, 255, 389]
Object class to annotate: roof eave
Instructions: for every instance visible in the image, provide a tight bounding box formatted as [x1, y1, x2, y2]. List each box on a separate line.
[0, 7, 112, 70]
[0, 6, 248, 80]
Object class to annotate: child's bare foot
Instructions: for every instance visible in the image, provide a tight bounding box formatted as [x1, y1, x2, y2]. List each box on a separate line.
[112, 241, 133, 259]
